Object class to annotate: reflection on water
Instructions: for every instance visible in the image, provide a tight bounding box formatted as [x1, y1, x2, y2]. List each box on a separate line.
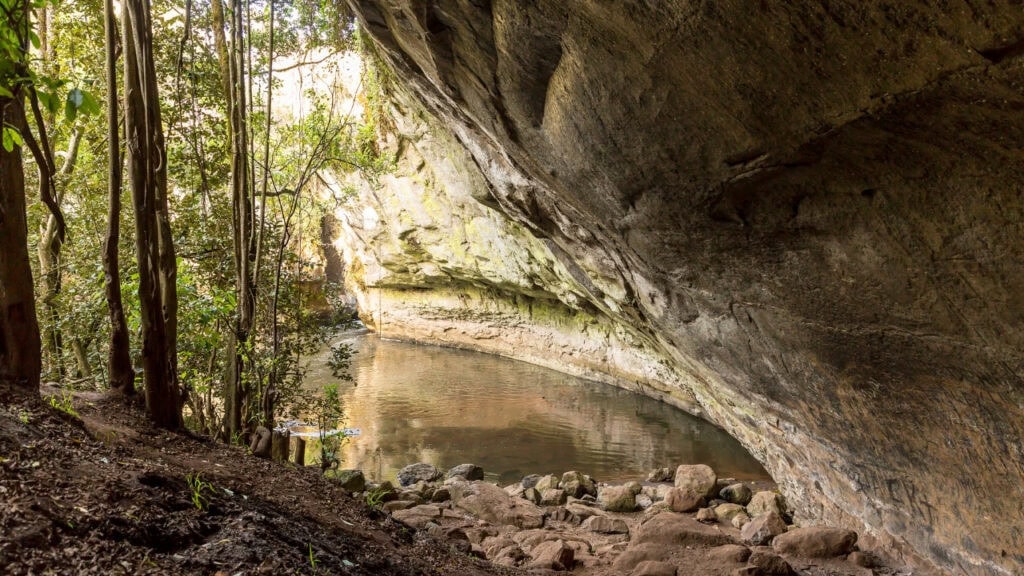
[300, 332, 770, 484]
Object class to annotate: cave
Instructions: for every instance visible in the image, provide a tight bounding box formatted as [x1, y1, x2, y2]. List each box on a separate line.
[335, 2, 1024, 575]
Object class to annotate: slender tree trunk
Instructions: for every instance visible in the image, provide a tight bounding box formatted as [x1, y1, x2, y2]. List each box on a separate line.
[209, 0, 231, 112]
[223, 0, 255, 440]
[0, 93, 42, 393]
[123, 0, 180, 428]
[104, 0, 135, 395]
[71, 339, 92, 378]
[37, 127, 82, 382]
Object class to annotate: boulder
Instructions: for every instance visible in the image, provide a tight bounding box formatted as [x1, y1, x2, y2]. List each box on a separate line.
[748, 550, 795, 575]
[398, 490, 425, 504]
[449, 480, 545, 528]
[325, 469, 365, 492]
[647, 467, 675, 482]
[581, 515, 630, 534]
[549, 506, 578, 523]
[715, 503, 747, 522]
[632, 512, 735, 547]
[598, 484, 638, 512]
[566, 501, 604, 520]
[611, 544, 671, 573]
[367, 481, 398, 503]
[696, 507, 718, 523]
[521, 474, 541, 489]
[664, 487, 703, 513]
[731, 512, 752, 529]
[485, 537, 528, 567]
[392, 504, 443, 529]
[636, 494, 654, 509]
[560, 471, 596, 498]
[540, 488, 568, 506]
[708, 544, 751, 563]
[382, 500, 418, 512]
[528, 539, 574, 571]
[631, 560, 677, 576]
[720, 483, 753, 505]
[535, 474, 561, 492]
[643, 483, 674, 501]
[746, 492, 784, 518]
[504, 483, 526, 498]
[407, 480, 435, 499]
[397, 463, 442, 487]
[446, 463, 484, 480]
[523, 487, 542, 504]
[674, 464, 717, 498]
[847, 551, 875, 568]
[740, 512, 787, 546]
[431, 486, 452, 502]
[771, 527, 858, 558]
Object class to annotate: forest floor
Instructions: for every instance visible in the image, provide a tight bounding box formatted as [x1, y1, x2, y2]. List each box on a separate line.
[0, 383, 516, 576]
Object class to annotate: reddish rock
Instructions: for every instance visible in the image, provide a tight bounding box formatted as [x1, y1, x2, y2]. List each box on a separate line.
[664, 487, 703, 513]
[740, 512, 787, 545]
[772, 526, 858, 558]
[674, 464, 717, 498]
[528, 539, 574, 571]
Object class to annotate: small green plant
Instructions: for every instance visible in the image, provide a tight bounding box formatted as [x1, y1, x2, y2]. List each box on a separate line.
[17, 410, 30, 424]
[326, 343, 355, 380]
[307, 543, 320, 573]
[312, 383, 348, 472]
[47, 391, 78, 418]
[364, 486, 389, 509]
[185, 472, 213, 511]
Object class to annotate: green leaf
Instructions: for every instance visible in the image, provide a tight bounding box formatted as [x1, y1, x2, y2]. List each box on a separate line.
[64, 88, 85, 123]
[0, 85, 12, 98]
[2, 125, 23, 152]
[36, 90, 58, 114]
[80, 90, 100, 116]
[28, 30, 40, 50]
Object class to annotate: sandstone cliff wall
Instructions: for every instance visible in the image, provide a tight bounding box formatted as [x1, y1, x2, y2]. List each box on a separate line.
[337, 3, 1024, 574]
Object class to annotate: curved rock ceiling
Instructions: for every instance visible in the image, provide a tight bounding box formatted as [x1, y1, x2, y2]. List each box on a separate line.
[342, 2, 1024, 574]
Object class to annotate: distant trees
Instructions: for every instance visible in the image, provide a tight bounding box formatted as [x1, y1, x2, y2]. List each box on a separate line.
[1, 0, 384, 439]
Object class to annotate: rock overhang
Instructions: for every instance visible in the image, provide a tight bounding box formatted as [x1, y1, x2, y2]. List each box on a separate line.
[341, 2, 1024, 574]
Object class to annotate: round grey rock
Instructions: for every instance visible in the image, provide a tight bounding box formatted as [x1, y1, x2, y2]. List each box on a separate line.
[397, 462, 443, 487]
[446, 463, 484, 481]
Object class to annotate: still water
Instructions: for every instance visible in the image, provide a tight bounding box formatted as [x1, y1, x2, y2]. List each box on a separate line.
[301, 332, 769, 485]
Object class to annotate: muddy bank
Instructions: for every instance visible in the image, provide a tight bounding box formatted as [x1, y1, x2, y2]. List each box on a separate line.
[0, 385, 513, 576]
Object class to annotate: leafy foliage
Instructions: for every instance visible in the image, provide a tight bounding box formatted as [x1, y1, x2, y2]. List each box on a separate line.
[185, 472, 213, 511]
[7, 0, 387, 438]
[46, 390, 77, 418]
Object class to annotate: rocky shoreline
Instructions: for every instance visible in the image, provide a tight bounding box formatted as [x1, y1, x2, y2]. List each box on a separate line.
[326, 463, 907, 576]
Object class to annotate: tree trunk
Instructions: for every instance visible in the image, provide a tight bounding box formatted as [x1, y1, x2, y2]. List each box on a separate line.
[37, 127, 82, 382]
[222, 0, 256, 441]
[71, 338, 92, 378]
[294, 437, 306, 466]
[0, 94, 42, 393]
[271, 429, 289, 462]
[104, 0, 135, 395]
[123, 0, 180, 428]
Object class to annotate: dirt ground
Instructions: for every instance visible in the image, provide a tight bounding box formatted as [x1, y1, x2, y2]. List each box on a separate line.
[0, 384, 518, 576]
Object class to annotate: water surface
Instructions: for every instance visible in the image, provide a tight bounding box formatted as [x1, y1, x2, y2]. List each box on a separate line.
[302, 332, 770, 484]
